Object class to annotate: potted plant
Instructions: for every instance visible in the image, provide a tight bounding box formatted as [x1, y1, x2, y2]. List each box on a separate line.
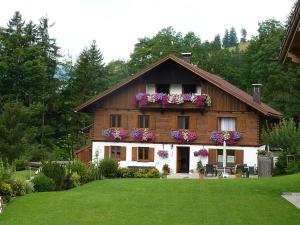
[162, 164, 170, 178]
[235, 169, 243, 178]
[196, 160, 205, 179]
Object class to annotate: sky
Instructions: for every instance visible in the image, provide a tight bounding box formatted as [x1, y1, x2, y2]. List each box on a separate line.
[0, 0, 296, 64]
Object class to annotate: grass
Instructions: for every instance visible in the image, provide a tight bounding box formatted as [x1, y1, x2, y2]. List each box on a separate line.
[1, 174, 300, 225]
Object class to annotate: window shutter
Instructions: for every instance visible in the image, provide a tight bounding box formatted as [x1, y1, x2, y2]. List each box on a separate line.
[237, 116, 246, 132]
[189, 116, 197, 130]
[121, 114, 127, 128]
[132, 147, 137, 161]
[208, 115, 218, 132]
[105, 113, 110, 128]
[171, 115, 178, 130]
[121, 147, 126, 161]
[104, 146, 110, 159]
[208, 149, 217, 163]
[149, 148, 154, 162]
[149, 114, 155, 130]
[235, 150, 244, 164]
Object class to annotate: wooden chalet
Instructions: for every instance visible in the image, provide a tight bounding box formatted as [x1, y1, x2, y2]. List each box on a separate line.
[75, 54, 282, 174]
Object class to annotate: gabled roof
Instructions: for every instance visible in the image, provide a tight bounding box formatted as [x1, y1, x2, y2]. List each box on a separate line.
[279, 0, 300, 63]
[76, 54, 282, 118]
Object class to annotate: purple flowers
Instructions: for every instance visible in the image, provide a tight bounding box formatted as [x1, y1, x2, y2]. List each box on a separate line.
[157, 150, 168, 159]
[131, 128, 155, 142]
[102, 128, 128, 141]
[135, 93, 212, 107]
[210, 131, 243, 145]
[171, 130, 197, 143]
[194, 149, 209, 157]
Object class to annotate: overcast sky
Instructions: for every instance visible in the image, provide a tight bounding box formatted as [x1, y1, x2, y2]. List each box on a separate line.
[0, 0, 296, 63]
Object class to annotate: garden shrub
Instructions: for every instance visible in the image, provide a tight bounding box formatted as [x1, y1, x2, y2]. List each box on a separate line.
[62, 172, 74, 190]
[10, 178, 26, 196]
[147, 168, 160, 178]
[67, 161, 88, 183]
[98, 158, 118, 178]
[24, 181, 34, 194]
[13, 158, 28, 171]
[42, 162, 65, 190]
[134, 169, 148, 178]
[71, 172, 81, 187]
[0, 182, 13, 203]
[0, 160, 15, 182]
[118, 167, 131, 178]
[285, 161, 300, 174]
[32, 174, 55, 192]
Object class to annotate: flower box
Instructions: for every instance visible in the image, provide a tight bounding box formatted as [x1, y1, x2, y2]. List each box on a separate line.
[210, 131, 242, 145]
[131, 128, 155, 142]
[102, 128, 128, 141]
[171, 129, 197, 143]
[135, 93, 211, 107]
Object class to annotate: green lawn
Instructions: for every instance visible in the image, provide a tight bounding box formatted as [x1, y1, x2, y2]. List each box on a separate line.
[1, 174, 300, 225]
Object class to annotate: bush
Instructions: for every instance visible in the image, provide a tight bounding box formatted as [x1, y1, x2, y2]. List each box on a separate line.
[32, 174, 55, 192]
[67, 161, 89, 183]
[42, 162, 65, 190]
[0, 160, 15, 182]
[134, 169, 148, 178]
[13, 158, 28, 171]
[71, 172, 81, 187]
[0, 182, 13, 203]
[9, 178, 26, 196]
[24, 181, 34, 194]
[285, 161, 300, 174]
[147, 168, 160, 178]
[118, 167, 131, 178]
[98, 159, 118, 178]
[62, 172, 73, 190]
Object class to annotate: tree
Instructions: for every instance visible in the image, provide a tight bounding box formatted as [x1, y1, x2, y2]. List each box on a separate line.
[228, 27, 238, 47]
[211, 34, 222, 51]
[240, 28, 247, 42]
[222, 29, 230, 48]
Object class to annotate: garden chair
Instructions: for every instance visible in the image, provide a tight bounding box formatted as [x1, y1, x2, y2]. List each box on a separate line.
[205, 164, 217, 176]
[234, 164, 245, 174]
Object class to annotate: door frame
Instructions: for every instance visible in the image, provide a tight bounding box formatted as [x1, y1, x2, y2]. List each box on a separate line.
[176, 147, 190, 173]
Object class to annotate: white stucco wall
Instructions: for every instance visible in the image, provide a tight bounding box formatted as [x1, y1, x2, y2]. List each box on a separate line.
[92, 142, 263, 173]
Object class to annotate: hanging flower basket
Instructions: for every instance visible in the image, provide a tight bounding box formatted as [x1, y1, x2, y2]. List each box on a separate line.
[135, 93, 211, 107]
[171, 129, 197, 143]
[131, 128, 155, 142]
[157, 150, 168, 159]
[210, 131, 242, 145]
[102, 128, 128, 141]
[194, 149, 209, 157]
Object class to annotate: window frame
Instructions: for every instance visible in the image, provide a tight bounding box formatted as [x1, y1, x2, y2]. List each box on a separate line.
[138, 115, 150, 129]
[110, 146, 122, 161]
[218, 117, 236, 131]
[217, 149, 236, 164]
[178, 116, 189, 129]
[155, 84, 170, 94]
[110, 114, 122, 128]
[182, 84, 197, 94]
[138, 147, 149, 161]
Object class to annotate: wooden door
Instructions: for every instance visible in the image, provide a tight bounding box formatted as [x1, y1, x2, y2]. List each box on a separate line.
[176, 148, 182, 173]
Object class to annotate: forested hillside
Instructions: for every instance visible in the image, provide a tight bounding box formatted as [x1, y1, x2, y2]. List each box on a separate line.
[0, 12, 299, 162]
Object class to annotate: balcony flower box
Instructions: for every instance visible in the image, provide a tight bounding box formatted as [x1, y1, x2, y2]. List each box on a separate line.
[131, 128, 155, 142]
[102, 128, 128, 141]
[157, 150, 168, 159]
[135, 93, 211, 107]
[171, 129, 197, 143]
[210, 130, 242, 145]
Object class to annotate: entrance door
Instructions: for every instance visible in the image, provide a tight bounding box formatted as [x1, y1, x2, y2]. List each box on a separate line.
[177, 147, 190, 173]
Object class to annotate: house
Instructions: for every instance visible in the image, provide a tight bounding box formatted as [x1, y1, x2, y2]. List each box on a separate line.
[75, 54, 282, 174]
[279, 0, 300, 63]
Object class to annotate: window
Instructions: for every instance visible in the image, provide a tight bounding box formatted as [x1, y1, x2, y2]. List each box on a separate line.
[156, 84, 170, 94]
[110, 114, 122, 127]
[111, 146, 121, 160]
[178, 116, 189, 129]
[217, 149, 236, 163]
[138, 147, 149, 161]
[219, 117, 236, 131]
[138, 115, 150, 128]
[182, 84, 196, 94]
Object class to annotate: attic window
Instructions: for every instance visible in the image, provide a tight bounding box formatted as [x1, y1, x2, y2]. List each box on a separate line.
[182, 85, 196, 94]
[156, 84, 169, 94]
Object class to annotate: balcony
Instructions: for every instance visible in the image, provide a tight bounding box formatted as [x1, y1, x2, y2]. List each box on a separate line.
[135, 93, 211, 110]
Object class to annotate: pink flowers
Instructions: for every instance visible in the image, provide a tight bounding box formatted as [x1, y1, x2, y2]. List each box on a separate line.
[102, 128, 128, 141]
[171, 129, 197, 143]
[135, 93, 211, 107]
[194, 149, 209, 157]
[210, 131, 242, 145]
[157, 150, 168, 158]
[131, 128, 155, 142]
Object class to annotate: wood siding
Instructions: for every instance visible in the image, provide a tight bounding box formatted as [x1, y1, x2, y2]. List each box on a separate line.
[75, 145, 92, 164]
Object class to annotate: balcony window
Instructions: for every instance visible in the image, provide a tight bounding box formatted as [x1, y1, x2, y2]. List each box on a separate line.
[182, 84, 196, 94]
[178, 116, 189, 129]
[138, 115, 150, 128]
[156, 84, 169, 94]
[219, 117, 236, 131]
[110, 114, 122, 127]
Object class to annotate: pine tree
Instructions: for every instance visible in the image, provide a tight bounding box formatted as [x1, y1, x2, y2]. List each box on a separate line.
[228, 27, 238, 47]
[222, 29, 230, 48]
[211, 34, 222, 51]
[240, 28, 247, 42]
